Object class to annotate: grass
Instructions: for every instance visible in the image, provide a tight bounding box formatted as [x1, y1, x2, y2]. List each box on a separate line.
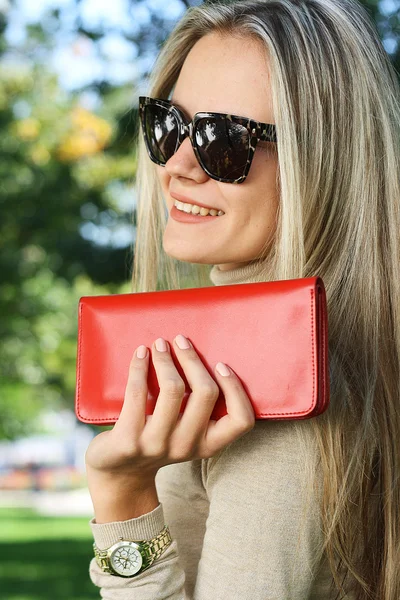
[0, 507, 100, 599]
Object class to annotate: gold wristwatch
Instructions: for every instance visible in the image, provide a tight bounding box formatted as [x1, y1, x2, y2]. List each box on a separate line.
[93, 525, 172, 578]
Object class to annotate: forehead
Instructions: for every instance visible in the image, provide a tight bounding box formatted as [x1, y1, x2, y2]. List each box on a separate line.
[169, 32, 274, 125]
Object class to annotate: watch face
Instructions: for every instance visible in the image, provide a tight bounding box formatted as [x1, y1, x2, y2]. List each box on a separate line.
[110, 542, 143, 577]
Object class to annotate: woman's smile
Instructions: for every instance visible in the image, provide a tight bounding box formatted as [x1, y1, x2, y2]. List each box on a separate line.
[170, 201, 225, 224]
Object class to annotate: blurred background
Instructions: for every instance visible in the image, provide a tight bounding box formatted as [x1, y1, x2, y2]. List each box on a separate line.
[0, 0, 398, 597]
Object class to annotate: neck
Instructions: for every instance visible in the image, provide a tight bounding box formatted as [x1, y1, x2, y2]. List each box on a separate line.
[209, 259, 266, 286]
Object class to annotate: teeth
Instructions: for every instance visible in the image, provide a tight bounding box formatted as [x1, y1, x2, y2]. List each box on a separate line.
[174, 200, 224, 217]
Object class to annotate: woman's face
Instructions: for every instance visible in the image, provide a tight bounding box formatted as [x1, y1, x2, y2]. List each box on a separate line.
[156, 32, 279, 271]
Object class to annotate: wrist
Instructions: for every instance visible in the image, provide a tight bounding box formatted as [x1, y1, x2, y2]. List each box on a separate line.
[86, 468, 159, 523]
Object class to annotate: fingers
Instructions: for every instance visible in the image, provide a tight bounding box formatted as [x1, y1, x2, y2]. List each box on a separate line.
[170, 335, 221, 436]
[114, 344, 150, 438]
[171, 336, 255, 457]
[146, 338, 186, 440]
[115, 335, 256, 464]
[203, 363, 256, 457]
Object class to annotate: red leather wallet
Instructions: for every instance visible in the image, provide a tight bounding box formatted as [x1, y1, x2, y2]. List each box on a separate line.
[75, 276, 329, 425]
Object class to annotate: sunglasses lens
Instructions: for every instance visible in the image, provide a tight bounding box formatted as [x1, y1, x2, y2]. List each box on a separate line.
[143, 103, 179, 163]
[195, 116, 250, 181]
[142, 102, 250, 182]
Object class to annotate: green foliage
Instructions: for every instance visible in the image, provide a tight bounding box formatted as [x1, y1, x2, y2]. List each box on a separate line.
[0, 0, 398, 440]
[0, 41, 137, 439]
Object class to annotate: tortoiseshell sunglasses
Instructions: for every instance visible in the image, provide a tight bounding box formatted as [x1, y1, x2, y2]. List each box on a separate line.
[138, 96, 277, 184]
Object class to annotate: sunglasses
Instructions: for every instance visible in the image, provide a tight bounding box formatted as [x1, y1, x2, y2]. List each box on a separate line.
[138, 96, 277, 184]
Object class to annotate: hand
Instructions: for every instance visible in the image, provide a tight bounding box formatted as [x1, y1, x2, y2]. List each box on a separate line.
[85, 334, 255, 485]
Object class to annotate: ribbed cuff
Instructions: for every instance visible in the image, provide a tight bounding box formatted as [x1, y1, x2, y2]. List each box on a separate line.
[89, 502, 166, 549]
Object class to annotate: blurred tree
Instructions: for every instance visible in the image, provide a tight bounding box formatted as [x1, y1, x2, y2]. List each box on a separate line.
[0, 13, 137, 439]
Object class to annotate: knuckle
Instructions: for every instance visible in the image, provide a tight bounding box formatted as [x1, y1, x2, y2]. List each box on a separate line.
[183, 348, 200, 362]
[199, 380, 219, 400]
[127, 378, 145, 398]
[200, 444, 217, 460]
[175, 436, 194, 456]
[238, 413, 256, 433]
[227, 376, 242, 391]
[153, 351, 171, 363]
[129, 358, 144, 374]
[227, 413, 255, 440]
[170, 437, 196, 462]
[162, 377, 185, 397]
[145, 439, 168, 459]
[119, 440, 140, 459]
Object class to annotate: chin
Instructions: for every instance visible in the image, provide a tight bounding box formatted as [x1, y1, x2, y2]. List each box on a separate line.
[165, 251, 212, 265]
[162, 242, 211, 265]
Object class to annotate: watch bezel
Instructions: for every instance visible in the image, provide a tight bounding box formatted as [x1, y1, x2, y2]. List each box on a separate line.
[108, 540, 147, 577]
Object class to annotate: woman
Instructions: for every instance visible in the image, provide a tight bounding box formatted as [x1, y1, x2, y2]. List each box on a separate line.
[84, 0, 400, 598]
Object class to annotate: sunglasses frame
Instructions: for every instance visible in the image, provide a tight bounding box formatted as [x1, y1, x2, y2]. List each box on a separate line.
[138, 96, 277, 184]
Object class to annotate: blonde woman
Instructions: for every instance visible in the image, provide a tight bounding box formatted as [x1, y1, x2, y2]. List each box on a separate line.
[84, 0, 400, 598]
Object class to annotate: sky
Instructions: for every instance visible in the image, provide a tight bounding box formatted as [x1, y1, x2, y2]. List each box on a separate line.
[3, 0, 187, 90]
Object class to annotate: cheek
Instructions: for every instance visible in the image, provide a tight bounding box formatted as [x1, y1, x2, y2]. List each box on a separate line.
[156, 165, 167, 187]
[228, 191, 278, 242]
[230, 156, 279, 239]
[251, 148, 279, 181]
[243, 152, 279, 210]
[156, 167, 170, 203]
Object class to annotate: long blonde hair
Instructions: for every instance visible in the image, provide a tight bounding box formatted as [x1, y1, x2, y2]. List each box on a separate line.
[132, 1, 400, 598]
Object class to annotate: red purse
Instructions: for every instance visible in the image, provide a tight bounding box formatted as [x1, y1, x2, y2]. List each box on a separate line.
[75, 276, 329, 425]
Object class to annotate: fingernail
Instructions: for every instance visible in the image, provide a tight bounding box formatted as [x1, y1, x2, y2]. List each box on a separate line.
[136, 345, 147, 359]
[175, 334, 191, 350]
[216, 362, 231, 377]
[155, 337, 168, 352]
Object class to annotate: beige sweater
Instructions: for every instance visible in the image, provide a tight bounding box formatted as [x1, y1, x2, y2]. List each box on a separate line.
[88, 261, 353, 599]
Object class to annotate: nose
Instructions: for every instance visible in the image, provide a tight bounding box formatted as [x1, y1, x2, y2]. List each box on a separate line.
[164, 136, 209, 184]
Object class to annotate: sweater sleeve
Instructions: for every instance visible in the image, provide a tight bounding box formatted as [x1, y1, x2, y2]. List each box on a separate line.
[88, 501, 187, 599]
[88, 458, 209, 599]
